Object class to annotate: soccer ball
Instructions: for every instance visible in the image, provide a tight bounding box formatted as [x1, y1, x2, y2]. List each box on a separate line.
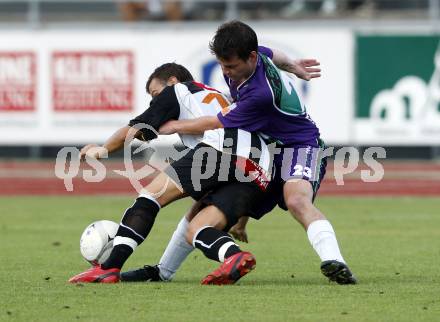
[80, 220, 119, 265]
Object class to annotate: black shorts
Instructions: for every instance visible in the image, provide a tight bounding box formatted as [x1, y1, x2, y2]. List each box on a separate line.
[200, 181, 266, 231]
[165, 143, 266, 230]
[165, 143, 262, 200]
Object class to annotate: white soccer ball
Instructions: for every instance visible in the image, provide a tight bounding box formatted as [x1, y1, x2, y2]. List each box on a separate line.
[80, 220, 119, 265]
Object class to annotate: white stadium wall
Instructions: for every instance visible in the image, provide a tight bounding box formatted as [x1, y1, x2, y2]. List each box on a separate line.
[0, 27, 353, 146]
[0, 30, 147, 145]
[2, 26, 438, 146]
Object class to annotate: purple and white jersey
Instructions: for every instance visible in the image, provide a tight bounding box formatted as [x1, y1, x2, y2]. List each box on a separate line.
[217, 46, 320, 147]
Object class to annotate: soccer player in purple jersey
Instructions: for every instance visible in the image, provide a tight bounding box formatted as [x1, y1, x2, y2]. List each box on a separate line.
[158, 21, 356, 285]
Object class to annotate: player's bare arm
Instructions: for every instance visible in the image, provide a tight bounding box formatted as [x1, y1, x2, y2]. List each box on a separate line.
[159, 115, 223, 135]
[271, 48, 321, 81]
[79, 125, 142, 160]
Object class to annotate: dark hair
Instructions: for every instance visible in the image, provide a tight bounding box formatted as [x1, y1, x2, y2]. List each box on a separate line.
[209, 20, 258, 61]
[146, 63, 194, 93]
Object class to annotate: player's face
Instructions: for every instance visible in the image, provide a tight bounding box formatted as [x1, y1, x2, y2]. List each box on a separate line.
[148, 77, 179, 97]
[217, 52, 258, 83]
[148, 78, 167, 98]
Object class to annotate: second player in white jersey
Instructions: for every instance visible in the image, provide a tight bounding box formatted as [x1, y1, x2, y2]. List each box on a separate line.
[129, 81, 272, 175]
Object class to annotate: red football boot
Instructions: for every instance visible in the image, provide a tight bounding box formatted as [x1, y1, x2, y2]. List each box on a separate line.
[201, 251, 256, 285]
[68, 265, 120, 284]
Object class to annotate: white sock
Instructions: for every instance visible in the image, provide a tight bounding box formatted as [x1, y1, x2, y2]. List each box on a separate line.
[113, 236, 138, 251]
[158, 216, 194, 281]
[307, 219, 345, 263]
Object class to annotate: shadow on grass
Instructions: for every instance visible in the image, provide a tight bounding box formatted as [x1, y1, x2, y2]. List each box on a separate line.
[123, 277, 331, 287]
[121, 275, 419, 288]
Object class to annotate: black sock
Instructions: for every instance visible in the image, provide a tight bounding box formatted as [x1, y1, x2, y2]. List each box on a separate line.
[102, 197, 160, 269]
[120, 197, 160, 238]
[193, 227, 241, 262]
[101, 244, 133, 270]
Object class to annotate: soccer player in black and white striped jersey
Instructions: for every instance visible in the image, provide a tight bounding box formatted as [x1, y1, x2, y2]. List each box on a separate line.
[69, 63, 277, 284]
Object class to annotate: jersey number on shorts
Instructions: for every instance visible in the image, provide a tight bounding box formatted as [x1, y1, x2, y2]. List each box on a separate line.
[293, 164, 312, 178]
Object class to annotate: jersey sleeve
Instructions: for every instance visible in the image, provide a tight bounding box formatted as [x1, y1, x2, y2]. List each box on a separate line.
[128, 85, 180, 141]
[258, 46, 273, 59]
[217, 92, 271, 132]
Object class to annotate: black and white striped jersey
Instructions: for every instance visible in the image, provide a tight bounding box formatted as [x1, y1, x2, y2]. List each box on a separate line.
[129, 81, 271, 174]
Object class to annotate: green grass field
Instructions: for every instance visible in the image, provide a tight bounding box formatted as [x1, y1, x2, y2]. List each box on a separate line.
[1, 196, 439, 322]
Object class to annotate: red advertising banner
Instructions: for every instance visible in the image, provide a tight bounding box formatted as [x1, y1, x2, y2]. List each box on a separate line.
[52, 51, 134, 112]
[0, 52, 36, 112]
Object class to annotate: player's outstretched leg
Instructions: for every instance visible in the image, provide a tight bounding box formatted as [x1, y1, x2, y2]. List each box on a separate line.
[69, 195, 161, 283]
[187, 206, 256, 285]
[121, 202, 204, 282]
[284, 180, 357, 285]
[69, 173, 183, 284]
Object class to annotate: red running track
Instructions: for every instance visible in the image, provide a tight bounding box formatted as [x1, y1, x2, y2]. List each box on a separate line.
[0, 160, 438, 196]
